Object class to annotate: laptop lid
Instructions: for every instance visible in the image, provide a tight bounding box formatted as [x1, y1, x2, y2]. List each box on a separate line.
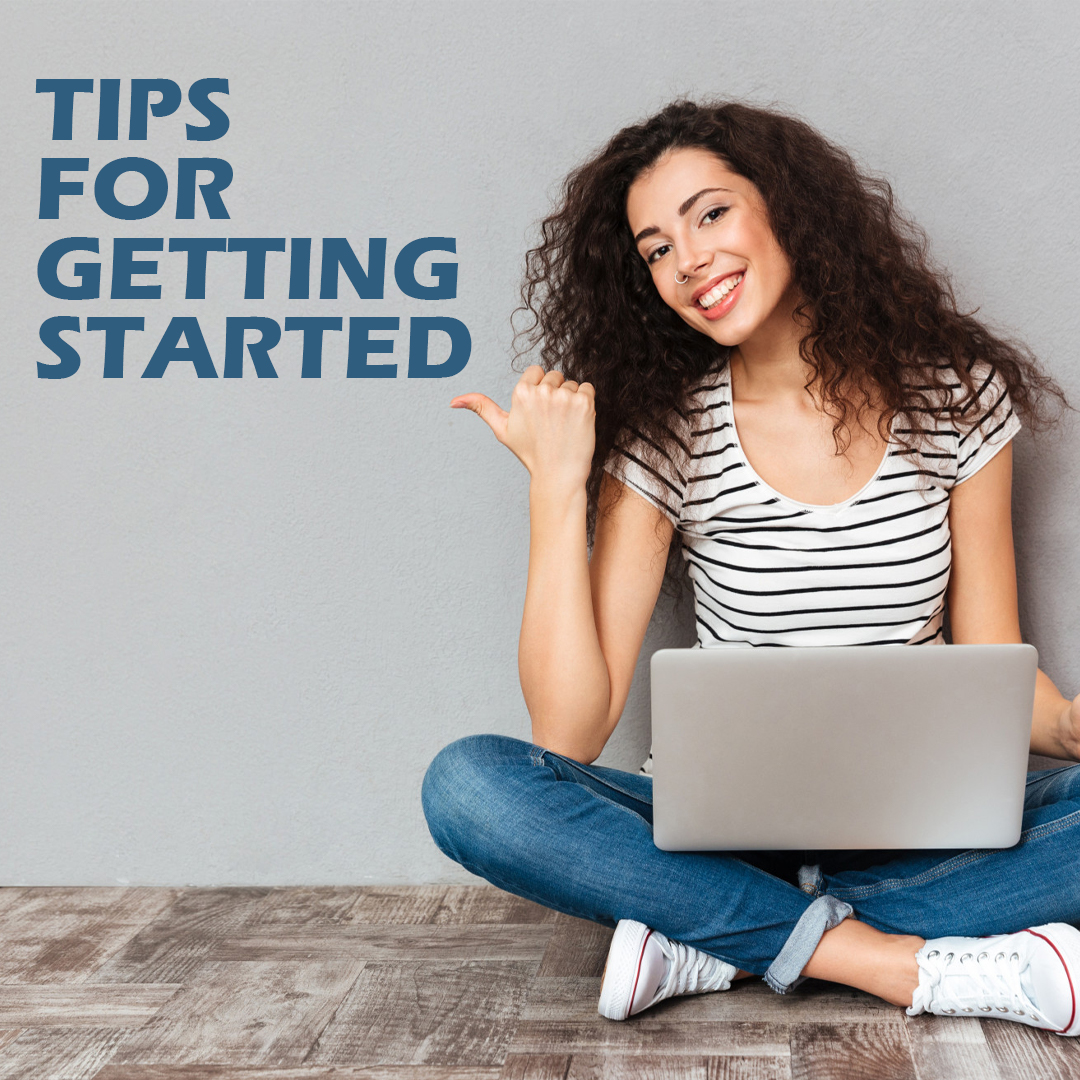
[650, 644, 1038, 851]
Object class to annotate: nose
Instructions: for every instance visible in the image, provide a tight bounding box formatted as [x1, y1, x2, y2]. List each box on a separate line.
[675, 241, 711, 282]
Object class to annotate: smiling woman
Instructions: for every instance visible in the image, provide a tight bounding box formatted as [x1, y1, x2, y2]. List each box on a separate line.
[627, 152, 794, 340]
[422, 99, 1080, 1037]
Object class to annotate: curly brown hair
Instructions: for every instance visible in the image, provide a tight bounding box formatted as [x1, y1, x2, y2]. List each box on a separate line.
[512, 98, 1066, 583]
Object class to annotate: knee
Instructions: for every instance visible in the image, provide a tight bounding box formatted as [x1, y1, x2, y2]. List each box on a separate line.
[421, 734, 530, 862]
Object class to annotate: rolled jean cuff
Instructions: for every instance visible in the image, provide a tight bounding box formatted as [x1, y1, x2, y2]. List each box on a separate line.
[763, 893, 853, 994]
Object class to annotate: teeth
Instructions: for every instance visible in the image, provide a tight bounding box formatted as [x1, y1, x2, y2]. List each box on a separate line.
[698, 273, 743, 309]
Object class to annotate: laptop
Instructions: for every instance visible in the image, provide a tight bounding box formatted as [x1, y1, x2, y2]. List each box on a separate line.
[650, 644, 1039, 850]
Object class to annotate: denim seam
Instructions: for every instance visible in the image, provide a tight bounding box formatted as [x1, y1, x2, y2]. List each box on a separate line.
[530, 751, 656, 828]
[534, 747, 652, 803]
[1023, 767, 1079, 809]
[830, 807, 1080, 902]
[1031, 765, 1075, 779]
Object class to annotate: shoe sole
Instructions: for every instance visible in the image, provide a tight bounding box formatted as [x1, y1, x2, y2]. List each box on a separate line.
[598, 919, 653, 1021]
[1023, 923, 1080, 1036]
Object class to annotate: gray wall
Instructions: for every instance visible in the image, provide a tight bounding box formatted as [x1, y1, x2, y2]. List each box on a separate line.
[1, 1, 1077, 884]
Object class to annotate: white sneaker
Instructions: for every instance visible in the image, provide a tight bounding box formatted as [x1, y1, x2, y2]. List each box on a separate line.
[907, 922, 1080, 1035]
[598, 919, 738, 1021]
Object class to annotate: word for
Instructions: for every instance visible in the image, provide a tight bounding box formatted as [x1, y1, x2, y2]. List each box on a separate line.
[40, 158, 232, 220]
[38, 316, 471, 379]
[38, 237, 458, 301]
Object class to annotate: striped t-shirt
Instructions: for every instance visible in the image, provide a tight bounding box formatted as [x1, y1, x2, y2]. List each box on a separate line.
[602, 360, 1021, 775]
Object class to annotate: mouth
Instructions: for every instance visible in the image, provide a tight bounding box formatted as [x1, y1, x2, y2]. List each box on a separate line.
[693, 270, 745, 317]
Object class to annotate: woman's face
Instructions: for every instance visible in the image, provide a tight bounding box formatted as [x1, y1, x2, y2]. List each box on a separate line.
[625, 147, 798, 348]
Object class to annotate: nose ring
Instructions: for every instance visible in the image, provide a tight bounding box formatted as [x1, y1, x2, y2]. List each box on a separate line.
[675, 271, 690, 284]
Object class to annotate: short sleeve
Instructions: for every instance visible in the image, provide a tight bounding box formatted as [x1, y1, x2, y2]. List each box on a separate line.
[603, 426, 688, 526]
[954, 364, 1022, 485]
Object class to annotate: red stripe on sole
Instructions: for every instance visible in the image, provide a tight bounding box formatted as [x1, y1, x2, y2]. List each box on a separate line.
[1023, 928, 1076, 1034]
[628, 929, 653, 1016]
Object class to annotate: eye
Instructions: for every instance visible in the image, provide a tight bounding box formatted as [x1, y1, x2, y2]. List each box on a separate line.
[646, 243, 672, 265]
[701, 206, 729, 225]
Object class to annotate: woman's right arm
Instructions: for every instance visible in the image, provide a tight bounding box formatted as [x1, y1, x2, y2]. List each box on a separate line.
[452, 366, 674, 763]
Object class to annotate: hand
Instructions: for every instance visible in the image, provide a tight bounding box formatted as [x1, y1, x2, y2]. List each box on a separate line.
[451, 365, 596, 490]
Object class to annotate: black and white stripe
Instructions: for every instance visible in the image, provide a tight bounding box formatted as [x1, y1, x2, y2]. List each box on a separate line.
[604, 362, 1020, 774]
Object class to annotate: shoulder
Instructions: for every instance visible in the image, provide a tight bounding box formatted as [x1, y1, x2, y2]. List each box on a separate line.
[890, 360, 1020, 491]
[950, 361, 1021, 486]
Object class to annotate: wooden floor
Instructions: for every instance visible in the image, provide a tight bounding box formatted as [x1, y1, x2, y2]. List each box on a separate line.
[0, 885, 1078, 1079]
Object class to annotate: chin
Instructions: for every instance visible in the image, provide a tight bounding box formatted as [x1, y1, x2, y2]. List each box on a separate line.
[693, 318, 751, 349]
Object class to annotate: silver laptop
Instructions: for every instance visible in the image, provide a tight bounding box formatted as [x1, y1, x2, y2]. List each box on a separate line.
[650, 644, 1039, 850]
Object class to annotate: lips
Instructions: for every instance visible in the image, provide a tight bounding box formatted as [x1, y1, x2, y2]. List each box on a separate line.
[692, 269, 745, 303]
[691, 269, 746, 320]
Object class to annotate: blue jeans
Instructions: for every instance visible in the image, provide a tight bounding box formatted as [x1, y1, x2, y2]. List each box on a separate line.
[421, 734, 1080, 993]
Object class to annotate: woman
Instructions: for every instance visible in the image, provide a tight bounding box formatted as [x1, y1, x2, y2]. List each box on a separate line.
[422, 100, 1080, 1033]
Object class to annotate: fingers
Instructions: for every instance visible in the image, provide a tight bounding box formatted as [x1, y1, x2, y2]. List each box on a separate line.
[521, 366, 595, 397]
[558, 380, 594, 399]
[521, 366, 566, 390]
[449, 392, 509, 442]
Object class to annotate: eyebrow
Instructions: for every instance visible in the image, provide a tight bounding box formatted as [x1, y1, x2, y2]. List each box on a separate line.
[632, 187, 734, 245]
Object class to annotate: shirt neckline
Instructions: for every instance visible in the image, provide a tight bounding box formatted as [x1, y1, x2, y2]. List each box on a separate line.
[722, 378, 896, 513]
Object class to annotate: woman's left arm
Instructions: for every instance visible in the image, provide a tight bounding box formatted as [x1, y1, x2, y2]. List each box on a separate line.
[948, 442, 1080, 760]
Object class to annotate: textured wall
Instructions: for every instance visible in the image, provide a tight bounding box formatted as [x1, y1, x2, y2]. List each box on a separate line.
[1, 1, 1077, 884]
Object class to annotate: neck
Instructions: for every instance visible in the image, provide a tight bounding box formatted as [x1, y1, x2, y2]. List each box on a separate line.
[728, 287, 816, 404]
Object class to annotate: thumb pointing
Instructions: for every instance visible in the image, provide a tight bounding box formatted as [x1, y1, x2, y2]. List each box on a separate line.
[450, 393, 509, 442]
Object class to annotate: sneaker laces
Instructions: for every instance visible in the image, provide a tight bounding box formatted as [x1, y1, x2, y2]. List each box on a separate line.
[655, 936, 735, 998]
[910, 946, 1043, 1022]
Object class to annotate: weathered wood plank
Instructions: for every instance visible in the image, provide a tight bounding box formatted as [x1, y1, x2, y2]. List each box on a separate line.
[108, 958, 365, 1067]
[566, 1054, 711, 1078]
[537, 915, 613, 978]
[509, 1020, 790, 1056]
[0, 983, 179, 1025]
[505, 1054, 791, 1079]
[0, 1025, 133, 1079]
[0, 889, 27, 916]
[345, 886, 452, 925]
[903, 1013, 1002, 1080]
[431, 888, 558, 927]
[343, 886, 558, 928]
[707, 1058, 793, 1080]
[0, 1027, 22, 1051]
[213, 925, 552, 964]
[305, 960, 534, 1067]
[0, 887, 178, 984]
[738, 981, 901, 1025]
[92, 889, 275, 984]
[789, 1022, 915, 1079]
[499, 1053, 573, 1079]
[241, 887, 369, 929]
[708, 1058, 794, 1075]
[94, 1067, 503, 1079]
[522, 977, 901, 1025]
[980, 1017, 1080, 1079]
[502, 1060, 792, 1080]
